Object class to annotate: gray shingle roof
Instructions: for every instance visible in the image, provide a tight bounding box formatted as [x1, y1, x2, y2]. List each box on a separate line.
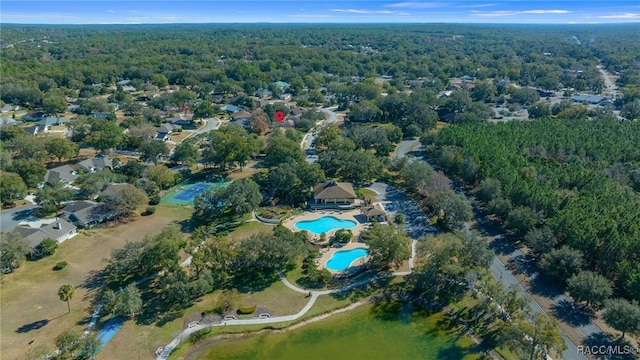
[45, 165, 78, 184]
[313, 180, 357, 200]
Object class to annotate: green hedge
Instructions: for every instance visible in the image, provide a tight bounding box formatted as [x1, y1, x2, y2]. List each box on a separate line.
[237, 305, 256, 315]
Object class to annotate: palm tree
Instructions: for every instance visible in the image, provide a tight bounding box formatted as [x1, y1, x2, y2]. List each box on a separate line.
[58, 284, 76, 313]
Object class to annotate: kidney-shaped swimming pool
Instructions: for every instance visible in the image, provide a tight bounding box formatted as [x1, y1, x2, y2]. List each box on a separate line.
[326, 248, 369, 271]
[294, 216, 357, 235]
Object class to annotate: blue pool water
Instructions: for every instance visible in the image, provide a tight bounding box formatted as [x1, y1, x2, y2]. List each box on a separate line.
[295, 216, 357, 235]
[326, 248, 369, 271]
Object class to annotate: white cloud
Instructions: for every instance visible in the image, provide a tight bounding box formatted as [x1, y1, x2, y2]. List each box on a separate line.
[107, 10, 116, 13]
[598, 13, 640, 19]
[386, 2, 445, 9]
[472, 9, 569, 17]
[331, 9, 409, 15]
[456, 3, 496, 9]
[521, 10, 569, 14]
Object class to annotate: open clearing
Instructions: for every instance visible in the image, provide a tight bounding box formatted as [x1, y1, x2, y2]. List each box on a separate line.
[0, 205, 193, 360]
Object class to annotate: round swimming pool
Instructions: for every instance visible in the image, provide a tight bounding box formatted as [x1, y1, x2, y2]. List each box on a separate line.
[326, 248, 369, 271]
[294, 216, 357, 235]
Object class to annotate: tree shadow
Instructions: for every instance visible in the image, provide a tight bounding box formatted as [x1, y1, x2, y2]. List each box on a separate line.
[80, 269, 106, 293]
[551, 299, 595, 327]
[16, 319, 49, 333]
[583, 332, 637, 360]
[528, 271, 562, 298]
[487, 234, 519, 256]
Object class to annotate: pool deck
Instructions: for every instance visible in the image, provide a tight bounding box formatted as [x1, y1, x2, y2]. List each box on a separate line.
[282, 209, 372, 272]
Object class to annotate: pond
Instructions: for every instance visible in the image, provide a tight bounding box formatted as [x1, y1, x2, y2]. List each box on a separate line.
[190, 302, 482, 360]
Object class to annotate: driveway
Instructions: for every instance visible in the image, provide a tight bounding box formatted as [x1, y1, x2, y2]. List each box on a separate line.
[367, 182, 431, 240]
[0, 205, 39, 233]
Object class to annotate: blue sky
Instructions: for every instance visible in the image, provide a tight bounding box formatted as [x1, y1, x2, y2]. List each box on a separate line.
[1, 1, 639, 24]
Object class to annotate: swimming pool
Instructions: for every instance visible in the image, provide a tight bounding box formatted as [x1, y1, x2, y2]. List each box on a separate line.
[326, 248, 368, 271]
[294, 216, 357, 235]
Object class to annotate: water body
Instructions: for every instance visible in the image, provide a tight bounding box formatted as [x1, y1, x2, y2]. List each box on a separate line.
[191, 303, 481, 360]
[295, 216, 357, 235]
[326, 248, 368, 271]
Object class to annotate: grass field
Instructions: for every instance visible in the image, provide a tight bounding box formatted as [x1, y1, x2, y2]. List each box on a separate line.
[0, 205, 193, 360]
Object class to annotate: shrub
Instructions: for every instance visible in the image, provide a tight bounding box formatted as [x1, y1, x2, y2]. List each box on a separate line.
[237, 305, 256, 315]
[188, 328, 211, 344]
[394, 214, 404, 224]
[149, 195, 161, 205]
[53, 261, 67, 271]
[142, 206, 156, 216]
[36, 238, 58, 258]
[333, 229, 352, 244]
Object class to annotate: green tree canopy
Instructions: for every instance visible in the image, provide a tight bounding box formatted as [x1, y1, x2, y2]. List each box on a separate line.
[361, 223, 411, 270]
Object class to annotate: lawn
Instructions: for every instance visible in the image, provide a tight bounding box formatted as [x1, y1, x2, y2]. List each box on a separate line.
[0, 204, 193, 360]
[98, 273, 310, 360]
[225, 221, 275, 241]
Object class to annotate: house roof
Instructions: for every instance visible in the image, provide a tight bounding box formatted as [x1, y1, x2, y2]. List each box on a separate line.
[23, 125, 40, 135]
[220, 104, 240, 113]
[361, 205, 386, 217]
[76, 155, 113, 173]
[62, 201, 97, 214]
[158, 123, 180, 134]
[67, 203, 112, 226]
[38, 116, 67, 126]
[232, 111, 252, 120]
[12, 218, 76, 249]
[45, 165, 78, 184]
[571, 94, 610, 104]
[313, 180, 357, 200]
[273, 81, 291, 90]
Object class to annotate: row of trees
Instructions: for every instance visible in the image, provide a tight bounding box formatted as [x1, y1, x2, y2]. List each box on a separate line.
[424, 118, 640, 301]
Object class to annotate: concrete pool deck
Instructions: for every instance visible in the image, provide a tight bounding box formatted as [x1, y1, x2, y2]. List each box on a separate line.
[282, 209, 373, 272]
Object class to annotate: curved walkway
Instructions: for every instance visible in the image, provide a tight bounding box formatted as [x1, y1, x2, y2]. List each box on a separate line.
[157, 255, 416, 359]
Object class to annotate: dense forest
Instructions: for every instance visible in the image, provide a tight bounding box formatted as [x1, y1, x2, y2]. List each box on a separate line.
[2, 23, 640, 109]
[424, 118, 640, 301]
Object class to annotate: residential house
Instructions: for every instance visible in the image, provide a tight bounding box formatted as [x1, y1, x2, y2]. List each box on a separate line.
[11, 218, 77, 258]
[232, 111, 251, 121]
[571, 94, 611, 105]
[0, 117, 21, 128]
[116, 79, 131, 86]
[279, 93, 292, 101]
[76, 154, 113, 173]
[121, 85, 136, 93]
[273, 81, 291, 92]
[312, 180, 358, 206]
[89, 112, 115, 120]
[23, 125, 44, 136]
[44, 165, 78, 185]
[254, 88, 272, 99]
[360, 204, 386, 222]
[22, 110, 47, 122]
[38, 116, 67, 127]
[154, 123, 181, 142]
[220, 104, 241, 113]
[0, 104, 20, 113]
[62, 201, 114, 228]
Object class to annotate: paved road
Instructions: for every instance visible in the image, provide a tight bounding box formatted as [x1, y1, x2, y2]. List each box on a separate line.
[302, 106, 339, 163]
[190, 117, 220, 137]
[393, 138, 422, 158]
[0, 205, 39, 233]
[393, 140, 595, 360]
